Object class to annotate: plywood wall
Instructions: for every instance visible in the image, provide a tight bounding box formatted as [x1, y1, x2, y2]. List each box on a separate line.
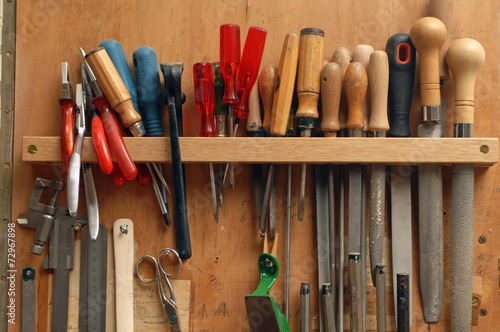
[10, 0, 500, 331]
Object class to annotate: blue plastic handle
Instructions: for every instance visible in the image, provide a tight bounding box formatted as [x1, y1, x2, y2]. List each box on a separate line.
[133, 46, 164, 137]
[99, 40, 140, 114]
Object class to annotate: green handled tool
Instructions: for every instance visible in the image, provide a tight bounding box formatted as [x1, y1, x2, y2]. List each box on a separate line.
[245, 237, 289, 332]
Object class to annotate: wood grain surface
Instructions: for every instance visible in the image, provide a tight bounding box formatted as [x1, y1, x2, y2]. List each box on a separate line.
[10, 0, 500, 331]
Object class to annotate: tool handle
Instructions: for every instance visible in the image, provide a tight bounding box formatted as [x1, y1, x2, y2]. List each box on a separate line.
[133, 46, 164, 137]
[234, 26, 267, 119]
[259, 64, 278, 132]
[247, 80, 263, 135]
[220, 24, 241, 104]
[410, 17, 447, 107]
[429, 0, 455, 80]
[332, 47, 352, 131]
[271, 33, 300, 135]
[296, 28, 324, 127]
[111, 164, 125, 186]
[352, 45, 374, 132]
[93, 96, 137, 180]
[67, 132, 84, 216]
[212, 62, 229, 116]
[386, 33, 416, 137]
[446, 38, 485, 127]
[368, 51, 389, 132]
[99, 40, 140, 113]
[193, 62, 217, 137]
[344, 62, 367, 131]
[85, 47, 143, 130]
[59, 98, 76, 175]
[91, 114, 113, 175]
[320, 63, 342, 136]
[113, 219, 135, 332]
[136, 164, 151, 186]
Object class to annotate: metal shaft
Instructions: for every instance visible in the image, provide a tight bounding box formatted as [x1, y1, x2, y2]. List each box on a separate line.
[209, 163, 219, 223]
[348, 253, 363, 332]
[286, 163, 292, 320]
[375, 265, 387, 332]
[301, 282, 310, 332]
[322, 283, 336, 332]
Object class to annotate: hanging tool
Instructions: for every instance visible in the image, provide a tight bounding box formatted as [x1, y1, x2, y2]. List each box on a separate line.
[233, 26, 267, 135]
[316, 164, 332, 332]
[59, 62, 75, 177]
[133, 46, 172, 225]
[367, 50, 389, 286]
[386, 32, 416, 327]
[193, 62, 219, 223]
[18, 203, 87, 331]
[220, 24, 240, 189]
[113, 219, 134, 332]
[410, 17, 447, 323]
[446, 38, 485, 332]
[80, 62, 114, 176]
[79, 49, 138, 181]
[245, 234, 290, 332]
[331, 47, 351, 332]
[212, 62, 228, 209]
[137, 248, 183, 331]
[352, 45, 373, 327]
[375, 265, 387, 332]
[296, 28, 324, 222]
[24, 178, 64, 255]
[161, 63, 191, 260]
[262, 33, 299, 238]
[99, 41, 168, 185]
[345, 61, 367, 332]
[247, 72, 265, 232]
[301, 282, 310, 332]
[397, 273, 410, 332]
[22, 267, 36, 332]
[67, 84, 85, 217]
[79, 224, 108, 331]
[320, 62, 342, 328]
[258, 64, 278, 237]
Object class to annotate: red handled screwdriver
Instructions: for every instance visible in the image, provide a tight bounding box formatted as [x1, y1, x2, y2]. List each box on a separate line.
[220, 24, 240, 189]
[59, 62, 76, 177]
[193, 62, 219, 223]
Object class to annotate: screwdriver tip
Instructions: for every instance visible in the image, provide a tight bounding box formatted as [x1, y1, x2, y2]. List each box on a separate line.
[79, 47, 86, 58]
[218, 194, 223, 209]
[163, 213, 171, 227]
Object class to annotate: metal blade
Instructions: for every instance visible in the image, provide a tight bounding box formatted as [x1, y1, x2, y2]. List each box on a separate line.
[22, 268, 36, 332]
[390, 164, 413, 327]
[253, 164, 265, 229]
[348, 164, 362, 254]
[369, 164, 386, 286]
[82, 163, 99, 240]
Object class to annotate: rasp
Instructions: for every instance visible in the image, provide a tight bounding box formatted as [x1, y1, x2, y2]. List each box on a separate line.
[446, 38, 485, 331]
[386, 32, 416, 326]
[410, 17, 447, 323]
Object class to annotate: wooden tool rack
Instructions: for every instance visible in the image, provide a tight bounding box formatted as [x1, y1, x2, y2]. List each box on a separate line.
[4, 1, 500, 331]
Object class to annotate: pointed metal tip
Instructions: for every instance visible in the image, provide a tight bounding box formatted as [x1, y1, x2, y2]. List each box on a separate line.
[218, 194, 223, 209]
[79, 47, 86, 59]
[61, 62, 69, 83]
[297, 200, 305, 222]
[163, 213, 171, 227]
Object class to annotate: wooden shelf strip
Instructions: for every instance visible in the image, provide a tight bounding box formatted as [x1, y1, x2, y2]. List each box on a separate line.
[22, 136, 498, 166]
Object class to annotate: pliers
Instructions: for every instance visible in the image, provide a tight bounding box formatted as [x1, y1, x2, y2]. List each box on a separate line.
[59, 62, 76, 177]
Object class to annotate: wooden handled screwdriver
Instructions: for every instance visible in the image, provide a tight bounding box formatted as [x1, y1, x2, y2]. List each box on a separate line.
[410, 17, 447, 323]
[345, 61, 367, 332]
[296, 28, 324, 223]
[446, 38, 485, 332]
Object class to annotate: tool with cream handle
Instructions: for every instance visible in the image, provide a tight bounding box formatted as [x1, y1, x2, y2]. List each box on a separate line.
[446, 37, 485, 332]
[113, 219, 134, 332]
[410, 16, 447, 323]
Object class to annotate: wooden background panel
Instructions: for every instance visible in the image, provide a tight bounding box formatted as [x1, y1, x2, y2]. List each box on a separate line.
[9, 0, 500, 331]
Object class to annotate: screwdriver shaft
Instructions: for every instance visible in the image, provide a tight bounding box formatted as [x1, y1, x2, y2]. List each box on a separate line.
[209, 163, 219, 223]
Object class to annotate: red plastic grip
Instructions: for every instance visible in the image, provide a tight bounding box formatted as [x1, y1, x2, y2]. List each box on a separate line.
[91, 115, 113, 174]
[59, 98, 76, 176]
[220, 24, 241, 104]
[93, 95, 138, 180]
[193, 62, 217, 137]
[136, 164, 152, 186]
[111, 164, 125, 186]
[233, 26, 267, 119]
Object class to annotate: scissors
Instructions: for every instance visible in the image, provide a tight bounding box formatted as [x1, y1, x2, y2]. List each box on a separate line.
[137, 248, 182, 332]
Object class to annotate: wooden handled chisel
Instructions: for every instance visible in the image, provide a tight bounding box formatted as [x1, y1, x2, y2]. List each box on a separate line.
[446, 38, 485, 332]
[345, 61, 367, 332]
[410, 17, 447, 323]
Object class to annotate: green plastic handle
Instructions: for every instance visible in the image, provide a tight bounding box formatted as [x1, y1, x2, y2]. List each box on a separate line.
[211, 62, 229, 116]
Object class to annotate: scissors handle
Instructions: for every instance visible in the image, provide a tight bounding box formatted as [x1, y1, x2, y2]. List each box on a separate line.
[137, 254, 160, 284]
[158, 248, 182, 277]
